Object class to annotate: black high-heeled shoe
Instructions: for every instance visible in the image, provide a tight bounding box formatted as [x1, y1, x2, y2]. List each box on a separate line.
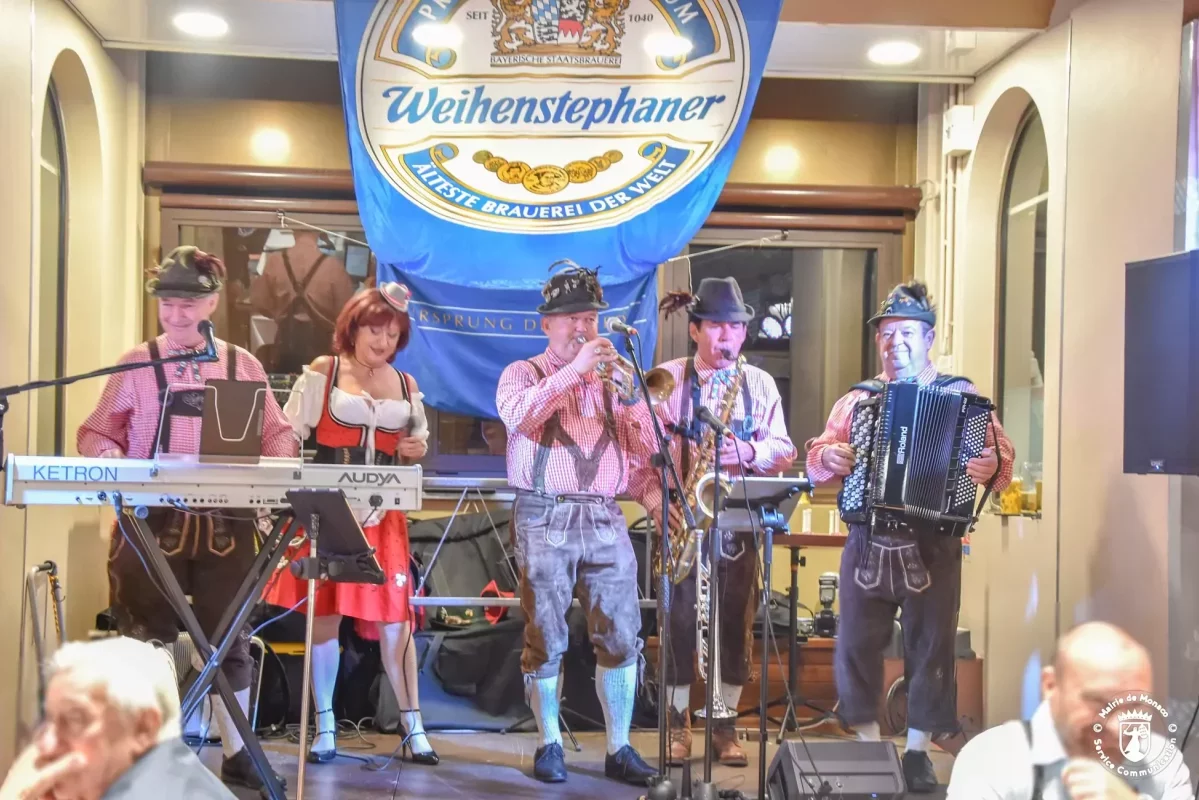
[398, 708, 439, 766]
[307, 709, 337, 764]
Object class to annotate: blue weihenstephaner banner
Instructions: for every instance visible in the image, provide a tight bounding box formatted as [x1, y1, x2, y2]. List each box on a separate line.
[333, 0, 782, 418]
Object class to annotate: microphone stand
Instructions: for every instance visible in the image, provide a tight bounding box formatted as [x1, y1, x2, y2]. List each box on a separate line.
[0, 327, 218, 467]
[694, 432, 723, 800]
[617, 332, 696, 800]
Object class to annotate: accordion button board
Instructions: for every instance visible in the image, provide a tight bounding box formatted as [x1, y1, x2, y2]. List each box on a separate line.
[838, 381, 993, 533]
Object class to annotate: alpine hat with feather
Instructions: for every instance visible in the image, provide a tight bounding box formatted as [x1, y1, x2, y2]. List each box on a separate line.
[146, 246, 227, 299]
[537, 259, 609, 315]
[868, 280, 936, 328]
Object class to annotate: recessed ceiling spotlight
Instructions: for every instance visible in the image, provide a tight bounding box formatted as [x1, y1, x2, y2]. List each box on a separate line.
[172, 10, 229, 39]
[867, 40, 921, 66]
[413, 23, 463, 48]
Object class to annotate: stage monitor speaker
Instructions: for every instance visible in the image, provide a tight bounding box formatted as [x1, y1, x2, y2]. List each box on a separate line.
[1125, 249, 1199, 475]
[767, 740, 905, 799]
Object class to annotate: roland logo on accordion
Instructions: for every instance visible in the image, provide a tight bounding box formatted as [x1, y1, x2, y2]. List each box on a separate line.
[838, 379, 995, 535]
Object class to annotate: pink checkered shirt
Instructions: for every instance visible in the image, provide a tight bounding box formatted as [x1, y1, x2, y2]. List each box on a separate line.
[805, 363, 1015, 491]
[77, 334, 297, 460]
[497, 348, 656, 497]
[634, 355, 797, 516]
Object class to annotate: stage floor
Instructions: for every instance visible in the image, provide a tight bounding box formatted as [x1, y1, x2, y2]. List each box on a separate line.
[204, 729, 954, 799]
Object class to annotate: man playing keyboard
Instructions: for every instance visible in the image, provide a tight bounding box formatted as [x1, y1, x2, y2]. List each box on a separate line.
[76, 246, 296, 794]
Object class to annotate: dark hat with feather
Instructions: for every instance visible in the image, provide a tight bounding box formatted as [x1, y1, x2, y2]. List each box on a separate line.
[868, 280, 936, 328]
[537, 259, 609, 315]
[146, 246, 226, 299]
[659, 277, 754, 323]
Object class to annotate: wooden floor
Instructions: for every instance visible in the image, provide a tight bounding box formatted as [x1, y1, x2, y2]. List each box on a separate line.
[205, 728, 954, 799]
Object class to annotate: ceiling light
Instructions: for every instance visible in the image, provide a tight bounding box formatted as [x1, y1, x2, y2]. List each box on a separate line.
[867, 40, 921, 66]
[172, 10, 229, 39]
[251, 128, 290, 164]
[644, 32, 693, 58]
[413, 23, 463, 48]
[764, 144, 800, 175]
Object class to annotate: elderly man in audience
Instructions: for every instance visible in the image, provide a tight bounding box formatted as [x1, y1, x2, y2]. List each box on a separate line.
[948, 621, 1192, 799]
[0, 637, 235, 800]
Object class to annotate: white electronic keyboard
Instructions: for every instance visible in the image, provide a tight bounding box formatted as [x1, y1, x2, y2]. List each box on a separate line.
[3, 454, 423, 512]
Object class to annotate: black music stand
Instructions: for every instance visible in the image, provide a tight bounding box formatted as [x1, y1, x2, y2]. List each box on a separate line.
[285, 488, 383, 800]
[697, 474, 811, 800]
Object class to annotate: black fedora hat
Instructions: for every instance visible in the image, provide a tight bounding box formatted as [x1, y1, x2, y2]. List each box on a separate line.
[687, 277, 754, 323]
[868, 280, 936, 327]
[146, 246, 226, 299]
[537, 259, 609, 315]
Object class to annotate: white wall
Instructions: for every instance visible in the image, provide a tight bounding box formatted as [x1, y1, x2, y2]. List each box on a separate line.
[948, 0, 1184, 725]
[0, 0, 144, 766]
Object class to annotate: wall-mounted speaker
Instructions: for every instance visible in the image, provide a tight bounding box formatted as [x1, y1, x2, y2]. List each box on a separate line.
[767, 740, 906, 799]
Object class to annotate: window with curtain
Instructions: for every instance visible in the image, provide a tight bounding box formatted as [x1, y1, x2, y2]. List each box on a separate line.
[997, 108, 1049, 490]
[37, 83, 67, 455]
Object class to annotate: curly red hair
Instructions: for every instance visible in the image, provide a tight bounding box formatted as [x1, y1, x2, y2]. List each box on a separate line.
[332, 289, 411, 359]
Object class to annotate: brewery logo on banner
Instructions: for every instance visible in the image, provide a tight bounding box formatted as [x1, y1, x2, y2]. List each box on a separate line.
[355, 0, 750, 233]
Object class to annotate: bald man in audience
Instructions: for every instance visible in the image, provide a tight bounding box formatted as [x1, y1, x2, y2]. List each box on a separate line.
[947, 622, 1192, 799]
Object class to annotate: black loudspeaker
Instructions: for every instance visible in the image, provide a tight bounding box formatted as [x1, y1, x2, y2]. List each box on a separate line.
[1125, 249, 1199, 474]
[767, 740, 905, 799]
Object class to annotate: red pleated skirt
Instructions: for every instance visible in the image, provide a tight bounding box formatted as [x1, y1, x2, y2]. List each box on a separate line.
[265, 510, 413, 624]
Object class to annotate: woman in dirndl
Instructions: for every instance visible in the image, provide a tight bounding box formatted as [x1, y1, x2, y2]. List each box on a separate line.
[265, 282, 438, 765]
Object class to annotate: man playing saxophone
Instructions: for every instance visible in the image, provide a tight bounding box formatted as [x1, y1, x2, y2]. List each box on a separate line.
[639, 277, 797, 766]
[496, 261, 660, 787]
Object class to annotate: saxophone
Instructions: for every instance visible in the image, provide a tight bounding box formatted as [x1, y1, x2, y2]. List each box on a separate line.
[670, 355, 745, 721]
[669, 355, 745, 584]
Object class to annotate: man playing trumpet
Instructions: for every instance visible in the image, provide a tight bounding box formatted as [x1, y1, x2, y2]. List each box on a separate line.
[496, 261, 659, 786]
[640, 277, 797, 766]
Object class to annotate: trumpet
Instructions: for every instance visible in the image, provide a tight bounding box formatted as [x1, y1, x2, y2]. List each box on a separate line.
[572, 335, 675, 405]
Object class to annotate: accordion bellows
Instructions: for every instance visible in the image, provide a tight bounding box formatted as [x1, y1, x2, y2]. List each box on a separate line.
[839, 381, 993, 533]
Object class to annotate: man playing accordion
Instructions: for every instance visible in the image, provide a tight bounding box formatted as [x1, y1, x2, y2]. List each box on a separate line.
[643, 277, 796, 766]
[806, 281, 1014, 793]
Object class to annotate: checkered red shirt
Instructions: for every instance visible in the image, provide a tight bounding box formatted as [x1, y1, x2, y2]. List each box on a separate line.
[805, 363, 1015, 491]
[76, 334, 297, 459]
[497, 348, 656, 497]
[632, 355, 797, 516]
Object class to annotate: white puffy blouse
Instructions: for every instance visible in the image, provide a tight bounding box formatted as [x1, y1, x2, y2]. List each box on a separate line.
[283, 365, 430, 465]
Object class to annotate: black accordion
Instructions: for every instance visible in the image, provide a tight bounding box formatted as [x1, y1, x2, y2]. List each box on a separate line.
[837, 378, 994, 535]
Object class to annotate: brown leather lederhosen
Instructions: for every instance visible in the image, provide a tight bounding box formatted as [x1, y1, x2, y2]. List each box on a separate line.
[526, 360, 620, 494]
[105, 341, 257, 691]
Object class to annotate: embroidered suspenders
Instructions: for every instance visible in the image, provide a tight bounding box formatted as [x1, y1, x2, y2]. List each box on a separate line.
[526, 360, 619, 493]
[147, 340, 237, 456]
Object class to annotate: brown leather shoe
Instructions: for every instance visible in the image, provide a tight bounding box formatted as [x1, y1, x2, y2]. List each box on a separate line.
[668, 708, 692, 765]
[711, 724, 748, 767]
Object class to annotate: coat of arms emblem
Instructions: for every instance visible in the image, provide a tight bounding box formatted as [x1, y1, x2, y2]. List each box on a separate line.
[491, 0, 630, 66]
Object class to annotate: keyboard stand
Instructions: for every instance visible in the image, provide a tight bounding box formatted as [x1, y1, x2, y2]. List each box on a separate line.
[112, 493, 296, 800]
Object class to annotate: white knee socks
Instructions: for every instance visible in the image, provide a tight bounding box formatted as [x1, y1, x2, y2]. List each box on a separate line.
[856, 721, 882, 742]
[596, 664, 635, 756]
[720, 682, 742, 711]
[189, 650, 249, 758]
[669, 684, 690, 714]
[529, 675, 563, 747]
[906, 728, 932, 752]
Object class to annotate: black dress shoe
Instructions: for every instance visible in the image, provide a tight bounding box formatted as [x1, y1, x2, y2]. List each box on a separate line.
[220, 748, 288, 794]
[533, 742, 568, 783]
[403, 742, 441, 766]
[902, 749, 938, 793]
[604, 744, 657, 786]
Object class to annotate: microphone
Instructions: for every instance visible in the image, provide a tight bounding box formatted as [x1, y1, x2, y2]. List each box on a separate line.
[196, 320, 218, 363]
[696, 406, 733, 438]
[606, 318, 638, 336]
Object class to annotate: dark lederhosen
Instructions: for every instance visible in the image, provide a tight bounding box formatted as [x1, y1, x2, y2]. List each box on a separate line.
[664, 358, 759, 688]
[833, 375, 969, 734]
[276, 250, 331, 375]
[511, 361, 642, 679]
[106, 343, 258, 692]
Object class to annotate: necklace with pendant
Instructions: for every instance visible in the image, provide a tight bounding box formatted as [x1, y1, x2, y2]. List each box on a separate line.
[353, 355, 375, 379]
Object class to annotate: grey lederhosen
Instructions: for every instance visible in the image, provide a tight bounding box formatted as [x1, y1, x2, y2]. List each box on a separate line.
[834, 522, 963, 733]
[513, 361, 643, 679]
